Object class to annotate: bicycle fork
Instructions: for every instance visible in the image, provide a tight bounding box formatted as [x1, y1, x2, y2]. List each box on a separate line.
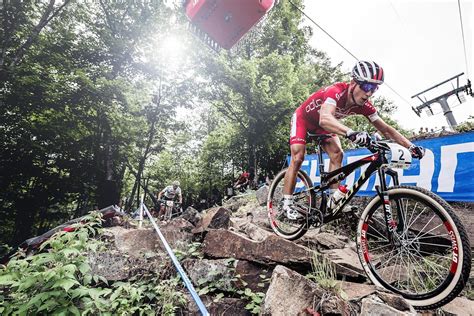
[375, 168, 406, 245]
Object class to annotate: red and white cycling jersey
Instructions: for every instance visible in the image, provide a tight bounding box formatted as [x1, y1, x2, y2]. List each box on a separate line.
[290, 82, 380, 145]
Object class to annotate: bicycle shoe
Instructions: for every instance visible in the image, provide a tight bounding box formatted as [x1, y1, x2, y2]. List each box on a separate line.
[283, 203, 303, 220]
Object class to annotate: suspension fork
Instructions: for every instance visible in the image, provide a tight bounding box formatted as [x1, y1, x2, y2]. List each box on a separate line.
[375, 168, 397, 244]
[385, 169, 406, 232]
[317, 142, 329, 214]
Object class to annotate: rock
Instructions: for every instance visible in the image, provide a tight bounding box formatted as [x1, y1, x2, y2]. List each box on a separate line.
[255, 185, 268, 206]
[88, 251, 130, 281]
[182, 206, 201, 226]
[182, 258, 235, 292]
[360, 294, 416, 315]
[440, 296, 474, 315]
[377, 291, 413, 312]
[248, 205, 271, 230]
[222, 195, 248, 212]
[297, 231, 347, 250]
[234, 260, 272, 293]
[185, 296, 250, 315]
[262, 265, 323, 316]
[321, 247, 366, 279]
[202, 229, 316, 271]
[191, 207, 231, 234]
[108, 227, 162, 257]
[106, 224, 193, 257]
[337, 281, 377, 299]
[262, 265, 354, 316]
[231, 218, 273, 242]
[88, 250, 167, 282]
[182, 258, 273, 293]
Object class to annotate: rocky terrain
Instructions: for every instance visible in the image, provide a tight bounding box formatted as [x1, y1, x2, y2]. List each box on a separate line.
[92, 188, 474, 315]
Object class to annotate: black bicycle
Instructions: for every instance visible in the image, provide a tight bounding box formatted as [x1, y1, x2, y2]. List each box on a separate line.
[267, 133, 471, 310]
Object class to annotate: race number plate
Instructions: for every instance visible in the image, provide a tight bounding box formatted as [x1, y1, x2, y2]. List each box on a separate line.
[166, 200, 174, 207]
[385, 143, 412, 169]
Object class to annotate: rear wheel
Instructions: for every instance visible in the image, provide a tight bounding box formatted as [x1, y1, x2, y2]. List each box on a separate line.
[267, 168, 314, 240]
[356, 186, 471, 309]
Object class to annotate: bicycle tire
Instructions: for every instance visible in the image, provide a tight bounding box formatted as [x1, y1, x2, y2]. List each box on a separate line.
[356, 185, 471, 310]
[267, 168, 314, 240]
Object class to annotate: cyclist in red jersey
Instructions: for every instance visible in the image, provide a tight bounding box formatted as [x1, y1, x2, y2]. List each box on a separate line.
[283, 61, 425, 220]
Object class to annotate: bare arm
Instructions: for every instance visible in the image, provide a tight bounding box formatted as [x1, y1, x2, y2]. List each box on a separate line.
[319, 104, 352, 136]
[371, 118, 412, 148]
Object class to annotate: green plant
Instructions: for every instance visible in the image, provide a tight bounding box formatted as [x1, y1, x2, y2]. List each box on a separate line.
[0, 212, 104, 315]
[237, 287, 265, 314]
[306, 251, 349, 300]
[174, 242, 203, 261]
[0, 212, 188, 315]
[455, 116, 474, 132]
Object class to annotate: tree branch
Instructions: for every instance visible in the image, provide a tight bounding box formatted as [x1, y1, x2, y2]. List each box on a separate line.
[8, 0, 71, 69]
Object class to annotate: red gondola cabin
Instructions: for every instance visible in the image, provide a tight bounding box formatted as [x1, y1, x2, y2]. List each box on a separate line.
[186, 0, 276, 50]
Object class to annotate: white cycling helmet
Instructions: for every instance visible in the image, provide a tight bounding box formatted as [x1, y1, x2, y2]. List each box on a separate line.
[351, 61, 384, 84]
[172, 180, 180, 187]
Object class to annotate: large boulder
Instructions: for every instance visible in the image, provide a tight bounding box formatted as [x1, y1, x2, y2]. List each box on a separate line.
[182, 258, 273, 293]
[202, 229, 316, 272]
[181, 206, 202, 226]
[191, 207, 231, 234]
[360, 294, 416, 315]
[182, 258, 235, 292]
[441, 296, 474, 315]
[248, 205, 272, 230]
[297, 231, 348, 251]
[106, 223, 193, 256]
[230, 218, 273, 242]
[321, 247, 366, 279]
[262, 265, 355, 316]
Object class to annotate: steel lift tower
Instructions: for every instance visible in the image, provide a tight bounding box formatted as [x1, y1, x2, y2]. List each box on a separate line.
[411, 73, 473, 130]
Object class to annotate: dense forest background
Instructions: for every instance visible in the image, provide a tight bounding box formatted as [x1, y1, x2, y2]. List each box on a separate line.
[0, 0, 407, 250]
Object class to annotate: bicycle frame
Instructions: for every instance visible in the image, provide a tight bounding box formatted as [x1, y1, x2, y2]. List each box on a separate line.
[300, 142, 405, 236]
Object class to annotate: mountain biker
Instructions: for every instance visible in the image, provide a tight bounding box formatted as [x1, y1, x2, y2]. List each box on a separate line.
[157, 180, 183, 218]
[283, 60, 425, 220]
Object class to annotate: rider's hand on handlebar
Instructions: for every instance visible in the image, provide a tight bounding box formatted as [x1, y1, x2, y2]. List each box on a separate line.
[409, 144, 425, 159]
[345, 130, 371, 147]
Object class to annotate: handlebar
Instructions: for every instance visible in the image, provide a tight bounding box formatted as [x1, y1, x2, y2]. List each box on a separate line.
[366, 139, 391, 153]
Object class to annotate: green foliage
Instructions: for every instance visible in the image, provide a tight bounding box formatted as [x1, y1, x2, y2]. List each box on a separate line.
[306, 252, 348, 300]
[455, 116, 474, 132]
[0, 212, 103, 315]
[174, 242, 203, 261]
[0, 212, 186, 315]
[238, 287, 265, 315]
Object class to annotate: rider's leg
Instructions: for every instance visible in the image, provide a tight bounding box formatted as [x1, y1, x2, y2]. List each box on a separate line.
[321, 136, 344, 190]
[283, 143, 306, 195]
[282, 144, 306, 219]
[322, 136, 345, 209]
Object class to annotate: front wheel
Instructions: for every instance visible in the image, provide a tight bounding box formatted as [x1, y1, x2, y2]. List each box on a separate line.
[356, 186, 471, 310]
[267, 168, 314, 240]
[164, 205, 173, 221]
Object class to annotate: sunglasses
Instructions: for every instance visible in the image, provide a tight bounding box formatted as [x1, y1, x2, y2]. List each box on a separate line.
[358, 82, 379, 93]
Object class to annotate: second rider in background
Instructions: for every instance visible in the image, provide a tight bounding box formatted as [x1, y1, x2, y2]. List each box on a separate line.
[157, 180, 183, 218]
[283, 60, 425, 220]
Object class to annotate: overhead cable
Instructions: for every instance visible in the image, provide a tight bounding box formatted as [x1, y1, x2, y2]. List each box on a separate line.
[457, 0, 470, 78]
[288, 0, 414, 108]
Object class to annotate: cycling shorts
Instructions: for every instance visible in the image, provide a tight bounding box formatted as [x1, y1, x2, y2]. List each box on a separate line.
[289, 111, 335, 145]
